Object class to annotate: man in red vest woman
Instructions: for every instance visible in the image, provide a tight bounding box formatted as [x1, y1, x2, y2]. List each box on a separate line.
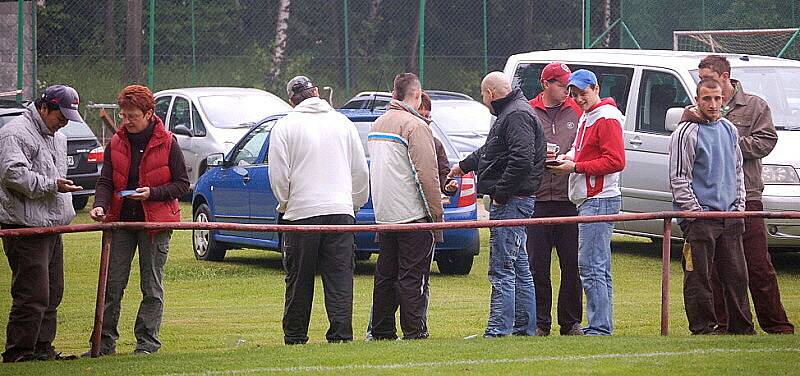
[87, 85, 190, 356]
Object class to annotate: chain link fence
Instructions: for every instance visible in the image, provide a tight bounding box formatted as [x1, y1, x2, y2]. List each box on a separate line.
[3, 0, 800, 135]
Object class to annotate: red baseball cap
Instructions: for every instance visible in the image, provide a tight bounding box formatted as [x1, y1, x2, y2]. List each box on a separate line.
[541, 62, 571, 85]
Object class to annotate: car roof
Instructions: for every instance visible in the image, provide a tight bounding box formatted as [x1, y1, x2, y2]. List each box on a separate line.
[507, 49, 800, 70]
[154, 87, 283, 100]
[0, 107, 25, 116]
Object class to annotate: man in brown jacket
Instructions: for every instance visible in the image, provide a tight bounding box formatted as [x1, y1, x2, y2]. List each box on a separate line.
[526, 62, 583, 336]
[698, 55, 794, 334]
[367, 73, 444, 340]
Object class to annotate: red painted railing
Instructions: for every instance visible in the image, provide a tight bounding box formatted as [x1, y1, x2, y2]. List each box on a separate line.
[1, 210, 799, 356]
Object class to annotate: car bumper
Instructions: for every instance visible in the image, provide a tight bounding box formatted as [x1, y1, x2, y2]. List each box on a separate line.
[354, 205, 480, 255]
[68, 172, 100, 197]
[763, 186, 800, 250]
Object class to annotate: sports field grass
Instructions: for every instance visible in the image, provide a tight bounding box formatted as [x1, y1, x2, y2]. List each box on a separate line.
[0, 204, 798, 375]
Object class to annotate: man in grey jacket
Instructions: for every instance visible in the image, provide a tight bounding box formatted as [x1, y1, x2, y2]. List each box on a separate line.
[0, 85, 84, 362]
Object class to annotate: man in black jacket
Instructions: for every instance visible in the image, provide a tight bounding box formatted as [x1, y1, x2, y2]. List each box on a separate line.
[449, 71, 546, 337]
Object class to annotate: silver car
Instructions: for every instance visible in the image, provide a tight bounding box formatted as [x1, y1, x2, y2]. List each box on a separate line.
[505, 49, 800, 251]
[154, 87, 292, 188]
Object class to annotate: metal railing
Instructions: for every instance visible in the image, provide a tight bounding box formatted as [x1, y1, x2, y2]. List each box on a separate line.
[1, 210, 799, 356]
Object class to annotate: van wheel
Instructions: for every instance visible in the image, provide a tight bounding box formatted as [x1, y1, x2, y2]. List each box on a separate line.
[193, 203, 227, 261]
[437, 254, 474, 275]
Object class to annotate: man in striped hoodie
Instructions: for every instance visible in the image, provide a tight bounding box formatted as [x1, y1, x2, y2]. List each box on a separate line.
[668, 79, 754, 335]
[548, 69, 625, 336]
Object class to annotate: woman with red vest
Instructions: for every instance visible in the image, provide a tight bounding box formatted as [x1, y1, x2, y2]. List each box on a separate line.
[87, 85, 189, 356]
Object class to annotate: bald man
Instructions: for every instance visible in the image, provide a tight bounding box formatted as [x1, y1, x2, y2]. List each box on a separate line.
[449, 71, 546, 337]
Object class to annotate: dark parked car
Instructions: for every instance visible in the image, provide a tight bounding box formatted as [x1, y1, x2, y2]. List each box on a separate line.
[341, 90, 493, 158]
[0, 105, 103, 210]
[191, 110, 480, 274]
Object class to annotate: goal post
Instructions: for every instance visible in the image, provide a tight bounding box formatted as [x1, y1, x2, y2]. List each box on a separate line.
[673, 28, 800, 59]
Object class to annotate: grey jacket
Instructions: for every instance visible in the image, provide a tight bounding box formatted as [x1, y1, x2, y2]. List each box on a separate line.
[0, 104, 75, 227]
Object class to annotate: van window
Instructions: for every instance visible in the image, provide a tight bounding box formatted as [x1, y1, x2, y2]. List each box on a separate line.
[169, 97, 191, 132]
[512, 63, 634, 114]
[155, 96, 171, 122]
[637, 70, 692, 135]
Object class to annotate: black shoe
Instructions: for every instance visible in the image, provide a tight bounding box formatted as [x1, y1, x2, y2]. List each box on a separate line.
[402, 332, 430, 340]
[81, 349, 114, 358]
[3, 353, 45, 363]
[37, 351, 77, 361]
[132, 349, 153, 355]
[535, 328, 551, 337]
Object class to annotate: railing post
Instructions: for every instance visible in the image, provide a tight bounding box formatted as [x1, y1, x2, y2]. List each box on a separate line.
[661, 218, 672, 336]
[91, 230, 113, 357]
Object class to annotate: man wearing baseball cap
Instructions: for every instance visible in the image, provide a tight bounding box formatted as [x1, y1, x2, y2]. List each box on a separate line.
[0, 85, 84, 362]
[547, 69, 626, 336]
[269, 76, 369, 344]
[526, 63, 584, 336]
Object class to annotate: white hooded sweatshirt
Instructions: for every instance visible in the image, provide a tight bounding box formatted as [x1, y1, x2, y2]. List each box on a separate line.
[268, 97, 369, 221]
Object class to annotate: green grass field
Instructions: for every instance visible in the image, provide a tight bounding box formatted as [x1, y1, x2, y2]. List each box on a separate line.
[0, 204, 798, 375]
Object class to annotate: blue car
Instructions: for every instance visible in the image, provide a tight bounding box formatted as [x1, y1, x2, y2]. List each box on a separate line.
[191, 110, 480, 274]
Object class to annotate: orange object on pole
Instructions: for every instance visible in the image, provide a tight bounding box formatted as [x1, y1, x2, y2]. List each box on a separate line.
[90, 230, 112, 357]
[661, 218, 672, 336]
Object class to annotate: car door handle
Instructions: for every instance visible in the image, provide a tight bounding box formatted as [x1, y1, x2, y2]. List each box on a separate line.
[628, 138, 643, 145]
[242, 175, 251, 183]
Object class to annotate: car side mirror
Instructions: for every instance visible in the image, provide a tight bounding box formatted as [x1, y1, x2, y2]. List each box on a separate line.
[206, 153, 225, 167]
[664, 107, 684, 132]
[173, 124, 192, 137]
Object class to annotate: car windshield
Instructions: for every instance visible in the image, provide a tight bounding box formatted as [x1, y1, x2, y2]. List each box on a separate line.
[353, 121, 459, 160]
[691, 67, 800, 130]
[59, 121, 96, 139]
[198, 94, 291, 128]
[342, 97, 391, 111]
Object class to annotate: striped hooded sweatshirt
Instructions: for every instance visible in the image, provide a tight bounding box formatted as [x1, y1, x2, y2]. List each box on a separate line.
[566, 97, 626, 206]
[669, 106, 745, 220]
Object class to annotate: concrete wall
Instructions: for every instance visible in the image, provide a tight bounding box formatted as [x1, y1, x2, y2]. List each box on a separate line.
[0, 2, 33, 101]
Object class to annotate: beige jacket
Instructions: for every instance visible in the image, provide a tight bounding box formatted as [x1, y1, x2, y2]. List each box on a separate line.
[368, 100, 444, 241]
[724, 80, 778, 201]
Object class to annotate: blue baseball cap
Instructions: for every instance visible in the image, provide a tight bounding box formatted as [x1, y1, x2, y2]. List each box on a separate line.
[42, 85, 83, 123]
[567, 69, 598, 90]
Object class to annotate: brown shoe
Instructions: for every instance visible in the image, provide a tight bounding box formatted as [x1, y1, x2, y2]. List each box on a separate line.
[535, 328, 550, 337]
[562, 324, 585, 336]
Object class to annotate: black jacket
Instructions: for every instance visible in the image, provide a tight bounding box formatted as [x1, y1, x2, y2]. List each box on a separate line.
[460, 89, 545, 204]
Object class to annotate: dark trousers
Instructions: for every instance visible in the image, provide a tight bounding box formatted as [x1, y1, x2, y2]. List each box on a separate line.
[372, 230, 434, 340]
[711, 200, 794, 334]
[282, 214, 355, 344]
[100, 230, 171, 354]
[1, 224, 64, 362]
[526, 201, 582, 334]
[680, 219, 754, 335]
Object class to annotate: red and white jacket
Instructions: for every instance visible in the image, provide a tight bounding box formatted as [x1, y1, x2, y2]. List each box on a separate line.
[566, 98, 626, 206]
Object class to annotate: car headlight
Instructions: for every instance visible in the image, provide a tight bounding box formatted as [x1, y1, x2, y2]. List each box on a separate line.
[762, 165, 800, 184]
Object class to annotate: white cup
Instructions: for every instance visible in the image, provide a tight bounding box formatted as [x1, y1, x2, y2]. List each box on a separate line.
[546, 143, 560, 158]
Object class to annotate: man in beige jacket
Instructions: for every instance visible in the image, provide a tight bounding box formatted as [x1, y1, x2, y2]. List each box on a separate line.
[367, 73, 443, 340]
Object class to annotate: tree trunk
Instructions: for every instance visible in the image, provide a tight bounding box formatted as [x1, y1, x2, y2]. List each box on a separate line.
[524, 0, 535, 51]
[603, 0, 612, 47]
[104, 0, 116, 57]
[124, 0, 142, 84]
[406, 6, 419, 73]
[266, 0, 291, 89]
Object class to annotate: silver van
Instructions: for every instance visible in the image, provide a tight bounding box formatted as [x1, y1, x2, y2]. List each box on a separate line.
[154, 87, 292, 188]
[504, 49, 800, 251]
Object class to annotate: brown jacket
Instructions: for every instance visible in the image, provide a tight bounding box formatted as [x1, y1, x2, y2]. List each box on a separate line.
[368, 100, 444, 241]
[528, 94, 581, 202]
[724, 80, 778, 201]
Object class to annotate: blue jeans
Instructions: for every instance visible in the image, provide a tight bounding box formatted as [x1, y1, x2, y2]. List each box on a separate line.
[485, 196, 537, 337]
[577, 196, 621, 336]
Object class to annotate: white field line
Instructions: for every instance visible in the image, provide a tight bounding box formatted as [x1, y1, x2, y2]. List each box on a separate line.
[163, 347, 800, 376]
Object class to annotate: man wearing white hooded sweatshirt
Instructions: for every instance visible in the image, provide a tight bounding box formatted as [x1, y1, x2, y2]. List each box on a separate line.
[268, 76, 370, 345]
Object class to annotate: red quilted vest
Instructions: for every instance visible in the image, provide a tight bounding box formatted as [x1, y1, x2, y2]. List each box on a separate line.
[106, 115, 181, 223]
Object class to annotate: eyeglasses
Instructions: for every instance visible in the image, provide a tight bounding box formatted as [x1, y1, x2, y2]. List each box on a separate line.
[118, 112, 146, 120]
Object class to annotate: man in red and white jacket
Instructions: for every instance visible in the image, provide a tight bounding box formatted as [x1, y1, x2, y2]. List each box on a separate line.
[548, 69, 625, 336]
